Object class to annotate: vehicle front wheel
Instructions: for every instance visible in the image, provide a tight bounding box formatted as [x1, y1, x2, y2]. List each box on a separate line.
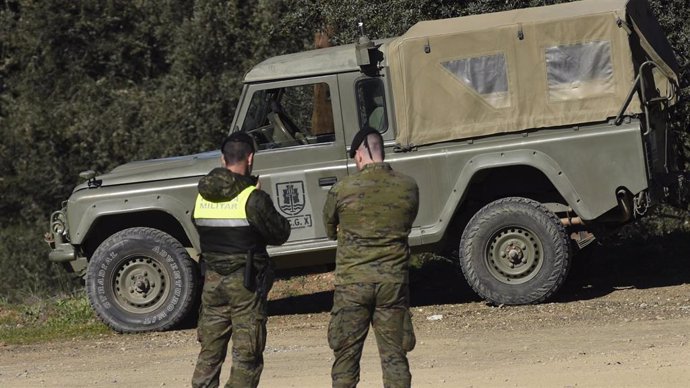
[459, 197, 571, 305]
[86, 227, 200, 333]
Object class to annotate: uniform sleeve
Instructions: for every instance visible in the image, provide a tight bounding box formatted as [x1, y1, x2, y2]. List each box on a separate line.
[322, 186, 339, 240]
[247, 190, 291, 246]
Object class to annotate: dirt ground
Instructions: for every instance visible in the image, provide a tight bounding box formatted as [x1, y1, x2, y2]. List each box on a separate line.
[2, 234, 690, 387]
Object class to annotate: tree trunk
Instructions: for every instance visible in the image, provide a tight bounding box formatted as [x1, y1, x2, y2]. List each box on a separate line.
[311, 27, 335, 136]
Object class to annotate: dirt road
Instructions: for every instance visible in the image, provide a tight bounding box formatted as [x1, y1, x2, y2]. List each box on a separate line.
[2, 235, 690, 387]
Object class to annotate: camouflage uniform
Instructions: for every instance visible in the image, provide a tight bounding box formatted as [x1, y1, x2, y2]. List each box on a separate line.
[322, 162, 419, 388]
[192, 167, 290, 388]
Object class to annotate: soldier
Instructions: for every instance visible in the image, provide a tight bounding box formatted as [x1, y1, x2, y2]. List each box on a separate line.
[191, 132, 291, 388]
[322, 128, 420, 388]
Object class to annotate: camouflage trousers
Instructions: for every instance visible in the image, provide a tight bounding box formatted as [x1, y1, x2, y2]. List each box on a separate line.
[328, 282, 416, 388]
[192, 268, 269, 388]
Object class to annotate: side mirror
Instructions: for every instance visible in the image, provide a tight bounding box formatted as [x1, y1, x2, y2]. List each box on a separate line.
[79, 170, 102, 188]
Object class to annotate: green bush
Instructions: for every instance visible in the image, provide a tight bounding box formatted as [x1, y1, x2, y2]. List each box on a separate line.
[0, 221, 81, 301]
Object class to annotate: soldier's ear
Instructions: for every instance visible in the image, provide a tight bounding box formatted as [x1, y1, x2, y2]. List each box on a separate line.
[247, 152, 254, 167]
[221, 154, 227, 167]
[354, 148, 364, 169]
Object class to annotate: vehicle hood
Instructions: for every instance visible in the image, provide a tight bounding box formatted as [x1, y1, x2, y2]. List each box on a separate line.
[75, 151, 221, 191]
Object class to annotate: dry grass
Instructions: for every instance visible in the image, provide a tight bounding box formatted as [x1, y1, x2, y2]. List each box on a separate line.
[269, 271, 335, 300]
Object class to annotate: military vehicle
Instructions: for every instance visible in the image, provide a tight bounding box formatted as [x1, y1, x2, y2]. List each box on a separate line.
[46, 0, 681, 332]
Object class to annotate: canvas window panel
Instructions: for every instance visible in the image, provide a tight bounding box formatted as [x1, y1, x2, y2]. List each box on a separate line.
[441, 54, 511, 109]
[546, 41, 615, 101]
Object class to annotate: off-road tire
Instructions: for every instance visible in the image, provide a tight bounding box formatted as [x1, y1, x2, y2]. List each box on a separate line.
[86, 227, 200, 333]
[459, 197, 570, 305]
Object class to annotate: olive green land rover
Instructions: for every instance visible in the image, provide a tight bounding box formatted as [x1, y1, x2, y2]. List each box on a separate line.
[46, 0, 683, 332]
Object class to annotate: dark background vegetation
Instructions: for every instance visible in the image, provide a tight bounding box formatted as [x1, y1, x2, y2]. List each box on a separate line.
[0, 0, 688, 301]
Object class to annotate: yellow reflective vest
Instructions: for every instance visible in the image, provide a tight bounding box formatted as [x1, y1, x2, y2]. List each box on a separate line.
[193, 186, 261, 254]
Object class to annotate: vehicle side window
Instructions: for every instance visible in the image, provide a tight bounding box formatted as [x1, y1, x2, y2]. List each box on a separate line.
[355, 78, 388, 133]
[241, 82, 335, 150]
[545, 41, 614, 101]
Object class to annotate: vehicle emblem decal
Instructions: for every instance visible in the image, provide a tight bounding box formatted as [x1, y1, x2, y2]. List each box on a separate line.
[276, 181, 306, 216]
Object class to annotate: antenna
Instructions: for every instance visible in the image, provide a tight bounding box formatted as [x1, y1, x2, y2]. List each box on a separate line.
[355, 20, 381, 76]
[356, 21, 372, 55]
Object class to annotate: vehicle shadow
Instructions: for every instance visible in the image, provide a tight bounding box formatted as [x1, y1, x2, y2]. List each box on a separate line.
[268, 265, 334, 316]
[266, 231, 690, 316]
[555, 231, 690, 303]
[268, 290, 334, 316]
[267, 256, 480, 317]
[408, 256, 482, 307]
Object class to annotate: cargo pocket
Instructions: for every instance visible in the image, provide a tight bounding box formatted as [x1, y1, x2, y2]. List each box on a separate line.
[401, 309, 416, 352]
[327, 309, 346, 351]
[250, 315, 267, 358]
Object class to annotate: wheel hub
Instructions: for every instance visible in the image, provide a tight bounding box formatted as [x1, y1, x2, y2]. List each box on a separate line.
[503, 241, 528, 266]
[114, 256, 169, 312]
[487, 227, 544, 284]
[133, 273, 153, 295]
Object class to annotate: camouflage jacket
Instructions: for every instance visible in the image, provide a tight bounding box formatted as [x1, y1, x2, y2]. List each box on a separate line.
[196, 167, 290, 274]
[323, 163, 419, 285]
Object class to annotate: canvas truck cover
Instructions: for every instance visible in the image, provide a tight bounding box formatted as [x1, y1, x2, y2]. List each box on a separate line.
[388, 0, 680, 147]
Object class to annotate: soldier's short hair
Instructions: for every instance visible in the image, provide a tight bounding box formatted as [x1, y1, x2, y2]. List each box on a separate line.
[349, 128, 384, 160]
[363, 133, 384, 161]
[221, 132, 256, 165]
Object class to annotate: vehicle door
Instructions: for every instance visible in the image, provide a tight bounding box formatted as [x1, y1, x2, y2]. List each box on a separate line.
[338, 72, 442, 244]
[235, 75, 347, 249]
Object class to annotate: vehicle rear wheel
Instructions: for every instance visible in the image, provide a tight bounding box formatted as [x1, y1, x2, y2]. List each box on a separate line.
[459, 197, 571, 305]
[86, 227, 200, 333]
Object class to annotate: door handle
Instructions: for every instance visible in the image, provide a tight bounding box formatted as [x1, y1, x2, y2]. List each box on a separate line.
[319, 176, 338, 187]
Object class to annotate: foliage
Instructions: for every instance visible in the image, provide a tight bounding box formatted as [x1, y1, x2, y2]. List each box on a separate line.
[283, 0, 572, 44]
[0, 0, 688, 298]
[648, 0, 690, 171]
[0, 221, 81, 301]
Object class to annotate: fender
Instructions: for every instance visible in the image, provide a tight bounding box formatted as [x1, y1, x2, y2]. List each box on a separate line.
[68, 178, 201, 251]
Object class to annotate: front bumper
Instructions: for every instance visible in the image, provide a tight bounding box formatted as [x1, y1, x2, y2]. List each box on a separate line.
[45, 208, 76, 263]
[48, 243, 76, 262]
[45, 208, 88, 275]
